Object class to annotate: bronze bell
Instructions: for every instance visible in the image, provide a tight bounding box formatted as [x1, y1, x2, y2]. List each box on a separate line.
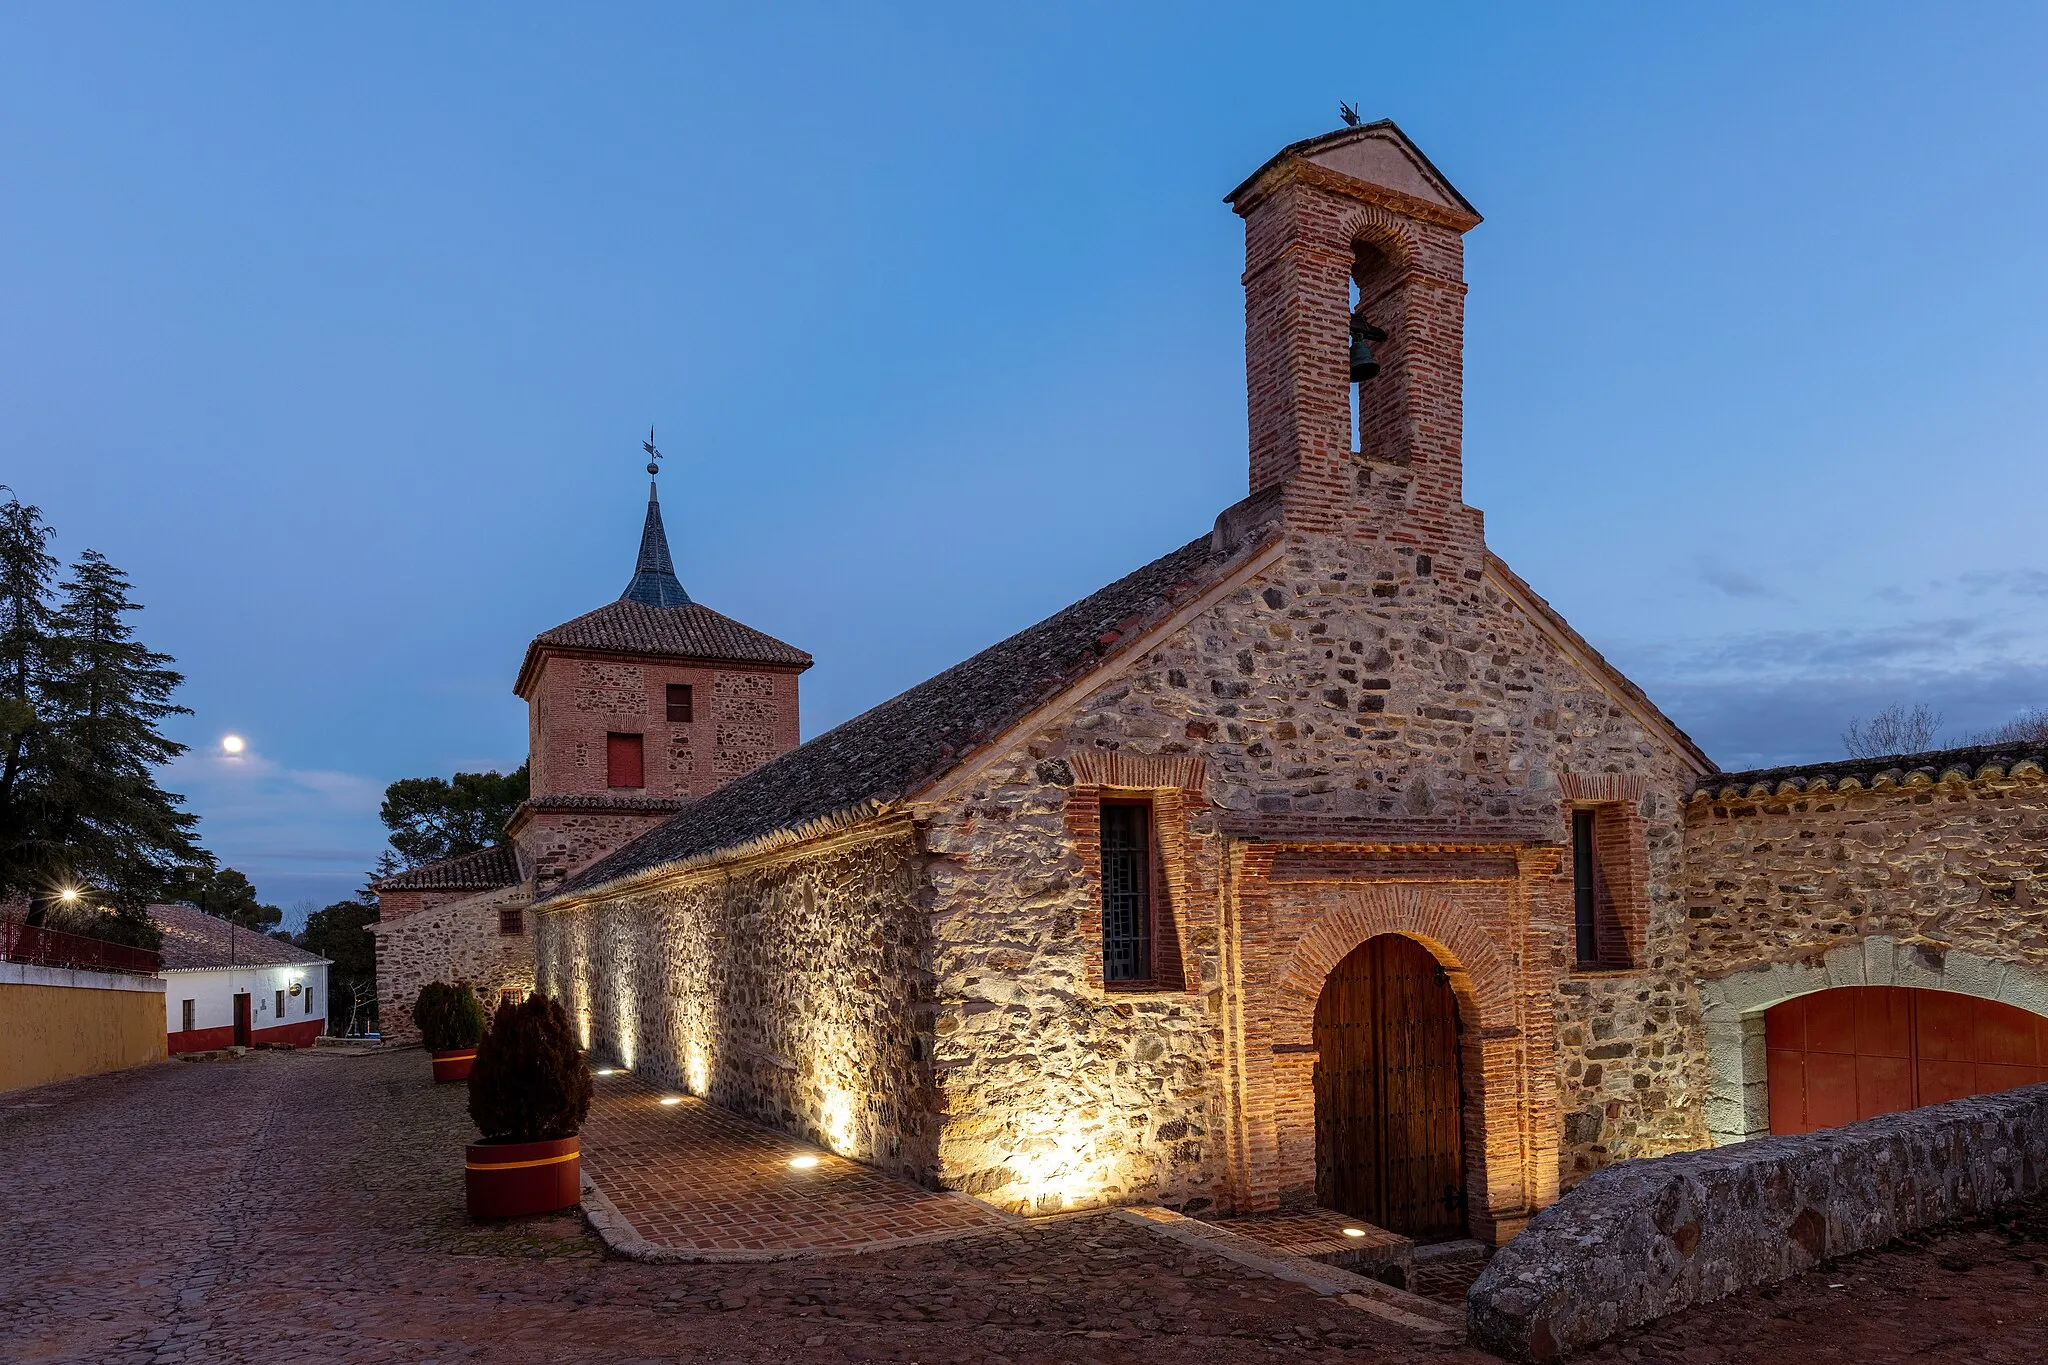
[1349, 314, 1388, 383]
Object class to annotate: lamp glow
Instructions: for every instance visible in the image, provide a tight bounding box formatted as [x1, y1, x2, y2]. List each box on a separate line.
[221, 735, 246, 755]
[1342, 1227, 1368, 1238]
[788, 1156, 820, 1169]
[658, 1096, 682, 1106]
[58, 887, 80, 903]
[595, 1068, 616, 1076]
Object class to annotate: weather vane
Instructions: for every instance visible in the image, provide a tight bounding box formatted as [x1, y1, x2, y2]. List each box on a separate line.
[642, 426, 662, 477]
[1339, 101, 1361, 127]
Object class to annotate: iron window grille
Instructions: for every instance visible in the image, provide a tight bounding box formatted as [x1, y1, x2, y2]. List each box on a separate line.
[1100, 801, 1153, 983]
[498, 908, 525, 936]
[1571, 808, 1599, 965]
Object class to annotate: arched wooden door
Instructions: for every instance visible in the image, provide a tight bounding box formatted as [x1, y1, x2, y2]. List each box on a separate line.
[1313, 934, 1467, 1240]
[1766, 986, 2048, 1134]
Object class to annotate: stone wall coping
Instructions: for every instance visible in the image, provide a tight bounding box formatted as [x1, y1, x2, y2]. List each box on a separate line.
[1468, 1083, 2048, 1361]
[1, 961, 165, 994]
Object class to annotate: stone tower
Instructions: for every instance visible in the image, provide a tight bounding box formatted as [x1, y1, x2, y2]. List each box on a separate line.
[508, 476, 812, 892]
[1226, 120, 1485, 565]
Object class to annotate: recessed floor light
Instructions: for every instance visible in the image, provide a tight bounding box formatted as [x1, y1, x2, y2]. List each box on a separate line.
[595, 1068, 616, 1076]
[788, 1155, 820, 1169]
[658, 1096, 683, 1106]
[1342, 1227, 1368, 1238]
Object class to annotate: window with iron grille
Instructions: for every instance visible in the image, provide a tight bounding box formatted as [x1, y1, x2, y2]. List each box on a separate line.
[275, 989, 286, 1020]
[1100, 801, 1153, 983]
[666, 683, 694, 723]
[499, 907, 525, 936]
[181, 999, 195, 1032]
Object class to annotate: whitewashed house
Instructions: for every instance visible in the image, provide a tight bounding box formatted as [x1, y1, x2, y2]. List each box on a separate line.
[150, 903, 330, 1053]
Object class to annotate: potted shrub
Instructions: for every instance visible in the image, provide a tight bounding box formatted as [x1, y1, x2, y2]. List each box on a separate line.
[415, 981, 487, 1082]
[464, 993, 593, 1218]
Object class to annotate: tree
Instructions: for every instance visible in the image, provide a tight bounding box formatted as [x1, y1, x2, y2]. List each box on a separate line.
[0, 492, 205, 913]
[163, 864, 283, 932]
[1972, 708, 2048, 746]
[1842, 703, 1942, 759]
[379, 763, 528, 868]
[301, 897, 379, 1035]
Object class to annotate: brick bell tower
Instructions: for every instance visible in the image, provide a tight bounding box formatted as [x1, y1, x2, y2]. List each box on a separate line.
[1225, 120, 1486, 567]
[508, 461, 812, 892]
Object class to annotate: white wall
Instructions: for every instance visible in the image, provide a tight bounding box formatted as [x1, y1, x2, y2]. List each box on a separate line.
[162, 960, 330, 1038]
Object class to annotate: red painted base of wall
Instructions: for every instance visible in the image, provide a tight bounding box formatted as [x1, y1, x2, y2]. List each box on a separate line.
[168, 1019, 325, 1055]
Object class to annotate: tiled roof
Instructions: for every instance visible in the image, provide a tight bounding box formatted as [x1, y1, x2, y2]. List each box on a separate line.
[518, 794, 692, 814]
[149, 902, 327, 972]
[1689, 740, 2048, 802]
[549, 492, 1286, 901]
[516, 600, 813, 692]
[369, 842, 524, 893]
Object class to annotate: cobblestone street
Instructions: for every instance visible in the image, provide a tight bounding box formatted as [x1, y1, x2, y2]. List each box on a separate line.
[0, 1050, 1481, 1364]
[5, 1049, 2048, 1363]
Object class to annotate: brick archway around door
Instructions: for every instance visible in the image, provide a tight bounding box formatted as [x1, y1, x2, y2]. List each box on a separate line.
[1271, 885, 1543, 1244]
[1700, 936, 2048, 1144]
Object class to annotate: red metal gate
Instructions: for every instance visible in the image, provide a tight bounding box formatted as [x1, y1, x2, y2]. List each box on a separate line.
[1766, 986, 2048, 1135]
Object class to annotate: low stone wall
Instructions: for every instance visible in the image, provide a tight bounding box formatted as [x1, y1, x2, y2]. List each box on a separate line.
[1468, 1083, 2048, 1360]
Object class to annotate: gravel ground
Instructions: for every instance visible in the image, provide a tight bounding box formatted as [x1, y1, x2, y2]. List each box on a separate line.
[5, 1047, 2044, 1364]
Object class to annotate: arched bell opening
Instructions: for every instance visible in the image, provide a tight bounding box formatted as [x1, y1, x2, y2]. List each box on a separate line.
[1311, 932, 1470, 1241]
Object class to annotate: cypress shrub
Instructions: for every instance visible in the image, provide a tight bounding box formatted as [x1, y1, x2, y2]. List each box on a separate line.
[467, 993, 591, 1144]
[414, 981, 486, 1052]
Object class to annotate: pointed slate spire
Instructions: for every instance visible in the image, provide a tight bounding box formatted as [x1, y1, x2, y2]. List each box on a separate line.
[620, 480, 692, 608]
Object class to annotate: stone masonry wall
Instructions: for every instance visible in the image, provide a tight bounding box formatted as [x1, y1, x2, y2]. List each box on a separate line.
[373, 885, 535, 1044]
[919, 530, 1707, 1228]
[535, 823, 936, 1181]
[1682, 769, 2048, 977]
[1470, 1083, 2048, 1361]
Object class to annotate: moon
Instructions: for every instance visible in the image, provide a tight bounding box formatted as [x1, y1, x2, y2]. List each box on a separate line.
[221, 735, 246, 755]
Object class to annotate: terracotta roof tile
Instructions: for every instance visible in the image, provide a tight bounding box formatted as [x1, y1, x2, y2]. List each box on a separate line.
[549, 492, 1286, 901]
[1689, 740, 2048, 801]
[370, 843, 524, 893]
[149, 902, 327, 971]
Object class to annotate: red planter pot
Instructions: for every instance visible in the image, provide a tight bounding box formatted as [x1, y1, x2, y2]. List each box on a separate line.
[431, 1048, 476, 1083]
[466, 1136, 581, 1219]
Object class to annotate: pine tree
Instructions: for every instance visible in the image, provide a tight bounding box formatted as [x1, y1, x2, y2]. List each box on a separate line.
[0, 491, 62, 901]
[42, 550, 204, 912]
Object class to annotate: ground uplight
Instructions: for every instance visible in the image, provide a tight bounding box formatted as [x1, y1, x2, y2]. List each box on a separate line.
[788, 1156, 820, 1169]
[658, 1096, 683, 1106]
[1342, 1227, 1367, 1238]
[595, 1068, 616, 1076]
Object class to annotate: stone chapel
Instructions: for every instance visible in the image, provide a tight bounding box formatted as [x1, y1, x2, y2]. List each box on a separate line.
[383, 120, 2048, 1247]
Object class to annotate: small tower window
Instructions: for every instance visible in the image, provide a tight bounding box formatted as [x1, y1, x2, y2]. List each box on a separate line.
[1572, 809, 1600, 964]
[1100, 801, 1153, 983]
[666, 683, 694, 723]
[606, 732, 645, 789]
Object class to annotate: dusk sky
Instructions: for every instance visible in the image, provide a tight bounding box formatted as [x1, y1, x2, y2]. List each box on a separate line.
[6, 4, 2046, 924]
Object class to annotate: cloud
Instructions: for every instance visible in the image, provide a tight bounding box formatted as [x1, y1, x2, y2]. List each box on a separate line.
[1694, 556, 1777, 600]
[1955, 569, 2048, 599]
[157, 745, 388, 911]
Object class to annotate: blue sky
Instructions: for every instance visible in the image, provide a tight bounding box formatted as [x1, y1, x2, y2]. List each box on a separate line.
[6, 4, 2046, 922]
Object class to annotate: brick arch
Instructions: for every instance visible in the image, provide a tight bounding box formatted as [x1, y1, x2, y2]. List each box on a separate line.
[1275, 885, 1515, 1047]
[1339, 204, 1420, 266]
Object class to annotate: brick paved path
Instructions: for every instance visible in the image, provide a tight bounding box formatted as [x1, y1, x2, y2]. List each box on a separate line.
[581, 1070, 1009, 1254]
[6, 1050, 2046, 1363]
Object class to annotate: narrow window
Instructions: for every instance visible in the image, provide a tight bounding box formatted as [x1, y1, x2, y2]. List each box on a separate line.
[1100, 801, 1153, 983]
[607, 732, 645, 788]
[666, 683, 694, 723]
[498, 907, 525, 936]
[305, 985, 315, 1015]
[181, 999, 195, 1032]
[275, 989, 286, 1020]
[1572, 808, 1600, 965]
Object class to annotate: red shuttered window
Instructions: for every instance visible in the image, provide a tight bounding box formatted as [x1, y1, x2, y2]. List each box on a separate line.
[606, 732, 645, 789]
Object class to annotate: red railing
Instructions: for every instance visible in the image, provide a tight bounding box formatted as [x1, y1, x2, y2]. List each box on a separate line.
[2, 917, 162, 976]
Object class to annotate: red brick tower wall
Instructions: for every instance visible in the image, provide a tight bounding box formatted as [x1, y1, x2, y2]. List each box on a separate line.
[525, 652, 803, 802]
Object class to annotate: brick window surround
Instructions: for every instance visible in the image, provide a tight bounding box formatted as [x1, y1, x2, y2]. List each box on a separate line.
[1559, 774, 1649, 971]
[666, 683, 694, 723]
[1062, 753, 1206, 993]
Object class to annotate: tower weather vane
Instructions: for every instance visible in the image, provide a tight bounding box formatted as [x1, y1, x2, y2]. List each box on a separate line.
[642, 426, 662, 477]
[1339, 101, 1361, 127]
